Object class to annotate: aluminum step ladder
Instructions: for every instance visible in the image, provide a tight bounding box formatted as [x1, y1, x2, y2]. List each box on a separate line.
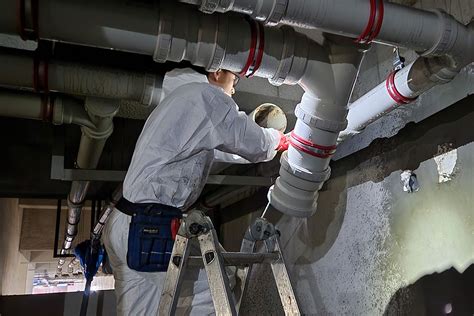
[158, 210, 300, 315]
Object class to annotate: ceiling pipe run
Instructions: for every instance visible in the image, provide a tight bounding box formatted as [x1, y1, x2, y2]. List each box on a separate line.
[271, 38, 365, 217]
[182, 0, 474, 60]
[0, 48, 163, 106]
[0, 0, 365, 217]
[340, 55, 461, 139]
[0, 88, 95, 128]
[58, 98, 120, 272]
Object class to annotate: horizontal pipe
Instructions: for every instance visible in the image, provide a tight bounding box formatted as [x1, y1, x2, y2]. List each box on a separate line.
[0, 88, 95, 128]
[0, 48, 163, 106]
[0, 90, 44, 120]
[187, 0, 474, 63]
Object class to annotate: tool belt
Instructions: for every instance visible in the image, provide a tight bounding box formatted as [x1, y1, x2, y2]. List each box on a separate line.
[116, 198, 182, 272]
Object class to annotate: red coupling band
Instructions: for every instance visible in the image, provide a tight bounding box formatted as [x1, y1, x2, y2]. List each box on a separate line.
[17, 0, 39, 41]
[33, 54, 49, 93]
[289, 132, 337, 159]
[355, 0, 384, 44]
[40, 94, 53, 123]
[371, 0, 384, 43]
[247, 22, 265, 77]
[385, 70, 417, 105]
[240, 18, 265, 78]
[240, 19, 258, 76]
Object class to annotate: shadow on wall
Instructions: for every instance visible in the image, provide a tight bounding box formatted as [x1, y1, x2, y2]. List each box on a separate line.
[384, 265, 474, 316]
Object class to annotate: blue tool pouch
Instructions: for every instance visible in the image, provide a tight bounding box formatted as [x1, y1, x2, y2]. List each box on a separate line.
[117, 199, 182, 272]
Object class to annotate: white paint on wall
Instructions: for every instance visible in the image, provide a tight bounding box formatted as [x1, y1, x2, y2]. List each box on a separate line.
[434, 145, 458, 183]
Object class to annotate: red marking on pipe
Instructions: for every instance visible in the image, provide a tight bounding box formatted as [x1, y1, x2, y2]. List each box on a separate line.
[247, 22, 265, 77]
[240, 19, 258, 76]
[40, 94, 53, 123]
[291, 132, 337, 151]
[289, 139, 334, 159]
[355, 0, 376, 44]
[33, 55, 49, 93]
[385, 70, 417, 105]
[367, 0, 385, 43]
[289, 132, 337, 159]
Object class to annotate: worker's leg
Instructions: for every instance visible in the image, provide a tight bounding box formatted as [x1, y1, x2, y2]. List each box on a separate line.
[102, 209, 225, 316]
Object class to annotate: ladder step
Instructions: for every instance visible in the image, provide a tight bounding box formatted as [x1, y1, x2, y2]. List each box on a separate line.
[186, 252, 280, 267]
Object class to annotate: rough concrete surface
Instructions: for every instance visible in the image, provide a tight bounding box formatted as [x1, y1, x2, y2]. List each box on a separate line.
[235, 96, 474, 314]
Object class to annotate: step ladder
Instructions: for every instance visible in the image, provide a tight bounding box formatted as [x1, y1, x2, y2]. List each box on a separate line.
[158, 210, 300, 315]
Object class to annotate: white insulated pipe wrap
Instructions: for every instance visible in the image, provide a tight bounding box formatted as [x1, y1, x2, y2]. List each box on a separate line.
[0, 51, 163, 106]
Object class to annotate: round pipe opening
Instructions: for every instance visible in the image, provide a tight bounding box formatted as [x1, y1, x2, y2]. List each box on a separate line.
[250, 103, 288, 132]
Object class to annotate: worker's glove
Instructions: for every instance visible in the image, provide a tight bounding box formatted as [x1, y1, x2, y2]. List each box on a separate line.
[275, 131, 290, 152]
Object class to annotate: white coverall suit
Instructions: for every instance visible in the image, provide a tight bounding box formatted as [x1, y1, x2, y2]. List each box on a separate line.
[102, 68, 280, 315]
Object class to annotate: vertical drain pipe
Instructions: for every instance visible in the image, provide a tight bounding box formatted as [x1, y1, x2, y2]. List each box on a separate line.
[270, 37, 366, 217]
[58, 98, 119, 272]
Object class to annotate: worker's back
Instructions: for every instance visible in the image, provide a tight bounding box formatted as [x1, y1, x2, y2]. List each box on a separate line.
[124, 79, 228, 208]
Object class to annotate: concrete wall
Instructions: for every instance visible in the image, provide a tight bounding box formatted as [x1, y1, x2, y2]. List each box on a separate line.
[229, 96, 474, 315]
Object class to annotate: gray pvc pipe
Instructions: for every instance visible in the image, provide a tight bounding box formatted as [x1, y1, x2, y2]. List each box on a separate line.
[188, 0, 473, 60]
[0, 90, 43, 120]
[0, 89, 95, 128]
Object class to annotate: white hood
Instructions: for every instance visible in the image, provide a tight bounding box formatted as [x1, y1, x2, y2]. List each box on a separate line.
[160, 68, 209, 102]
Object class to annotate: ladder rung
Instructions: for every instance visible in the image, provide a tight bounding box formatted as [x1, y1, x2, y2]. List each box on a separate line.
[186, 252, 280, 267]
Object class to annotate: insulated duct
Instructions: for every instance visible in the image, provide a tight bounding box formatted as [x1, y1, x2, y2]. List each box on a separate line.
[0, 49, 163, 106]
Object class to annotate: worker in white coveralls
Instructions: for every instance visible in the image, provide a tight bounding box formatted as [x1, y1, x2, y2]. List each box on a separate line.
[102, 67, 289, 315]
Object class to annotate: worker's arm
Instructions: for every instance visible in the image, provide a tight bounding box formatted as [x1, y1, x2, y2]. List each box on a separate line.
[213, 150, 251, 164]
[208, 91, 281, 163]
